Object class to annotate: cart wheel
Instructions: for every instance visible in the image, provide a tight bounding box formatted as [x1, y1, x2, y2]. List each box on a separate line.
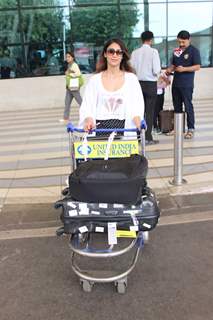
[143, 231, 149, 243]
[115, 278, 127, 294]
[81, 280, 93, 293]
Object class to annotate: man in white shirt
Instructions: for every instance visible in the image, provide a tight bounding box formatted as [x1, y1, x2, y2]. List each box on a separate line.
[131, 31, 161, 145]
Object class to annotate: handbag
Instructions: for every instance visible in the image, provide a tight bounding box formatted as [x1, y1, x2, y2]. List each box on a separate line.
[68, 77, 80, 91]
[67, 74, 84, 91]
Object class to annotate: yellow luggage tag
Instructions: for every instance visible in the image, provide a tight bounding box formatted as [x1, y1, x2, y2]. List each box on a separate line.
[116, 230, 137, 238]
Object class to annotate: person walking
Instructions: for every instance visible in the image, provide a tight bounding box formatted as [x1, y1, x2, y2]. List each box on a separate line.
[60, 51, 83, 123]
[166, 30, 201, 139]
[131, 30, 161, 145]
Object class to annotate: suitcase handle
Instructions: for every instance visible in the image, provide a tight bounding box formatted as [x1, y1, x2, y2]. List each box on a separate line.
[67, 120, 146, 133]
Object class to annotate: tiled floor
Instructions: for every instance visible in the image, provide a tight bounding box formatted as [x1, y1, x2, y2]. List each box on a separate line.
[1, 99, 213, 206]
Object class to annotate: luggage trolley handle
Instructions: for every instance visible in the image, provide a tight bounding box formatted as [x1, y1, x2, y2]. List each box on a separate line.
[67, 120, 146, 134]
[67, 120, 147, 157]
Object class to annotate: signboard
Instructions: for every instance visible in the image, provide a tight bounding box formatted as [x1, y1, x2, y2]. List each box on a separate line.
[74, 140, 139, 159]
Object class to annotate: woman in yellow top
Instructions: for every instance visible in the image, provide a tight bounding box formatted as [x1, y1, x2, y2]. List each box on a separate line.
[60, 52, 82, 122]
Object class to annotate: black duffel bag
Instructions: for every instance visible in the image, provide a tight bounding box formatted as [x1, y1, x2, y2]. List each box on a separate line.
[69, 154, 148, 204]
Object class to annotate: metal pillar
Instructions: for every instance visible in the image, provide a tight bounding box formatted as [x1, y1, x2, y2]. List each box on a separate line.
[144, 0, 149, 31]
[62, 22, 66, 61]
[170, 113, 187, 186]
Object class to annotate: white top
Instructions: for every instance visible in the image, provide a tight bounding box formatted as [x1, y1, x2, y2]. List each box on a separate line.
[79, 72, 144, 136]
[68, 62, 81, 77]
[131, 44, 161, 81]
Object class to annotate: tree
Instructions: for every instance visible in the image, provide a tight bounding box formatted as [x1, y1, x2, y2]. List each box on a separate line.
[70, 0, 139, 46]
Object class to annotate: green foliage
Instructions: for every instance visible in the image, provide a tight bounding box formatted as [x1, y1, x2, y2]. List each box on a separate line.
[70, 1, 139, 46]
[0, 0, 63, 44]
[0, 0, 17, 7]
[22, 9, 64, 43]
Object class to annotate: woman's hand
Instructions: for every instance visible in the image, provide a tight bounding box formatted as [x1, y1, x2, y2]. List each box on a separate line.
[133, 116, 141, 131]
[84, 117, 95, 132]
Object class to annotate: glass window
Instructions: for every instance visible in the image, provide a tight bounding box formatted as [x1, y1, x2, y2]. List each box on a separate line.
[153, 37, 167, 68]
[0, 10, 20, 44]
[132, 3, 144, 37]
[20, 0, 68, 6]
[0, 45, 24, 79]
[22, 7, 67, 75]
[73, 0, 117, 4]
[126, 37, 141, 54]
[70, 3, 139, 46]
[168, 2, 213, 36]
[191, 35, 212, 67]
[0, 0, 213, 79]
[132, 2, 166, 38]
[149, 3, 167, 37]
[0, 0, 17, 8]
[21, 8, 64, 43]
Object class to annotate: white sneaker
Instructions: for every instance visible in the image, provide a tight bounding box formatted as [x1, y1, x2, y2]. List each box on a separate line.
[59, 119, 69, 124]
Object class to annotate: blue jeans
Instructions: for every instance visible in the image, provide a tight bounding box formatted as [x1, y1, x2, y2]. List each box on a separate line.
[172, 86, 194, 130]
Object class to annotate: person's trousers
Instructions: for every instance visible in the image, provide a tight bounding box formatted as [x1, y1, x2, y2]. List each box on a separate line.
[64, 89, 82, 119]
[139, 81, 157, 141]
[153, 93, 164, 129]
[172, 86, 194, 130]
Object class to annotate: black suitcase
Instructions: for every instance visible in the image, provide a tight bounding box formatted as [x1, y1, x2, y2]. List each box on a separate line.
[69, 154, 148, 205]
[55, 188, 160, 235]
[159, 110, 174, 133]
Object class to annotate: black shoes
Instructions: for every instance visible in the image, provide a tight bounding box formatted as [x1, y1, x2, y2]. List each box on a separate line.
[145, 140, 159, 146]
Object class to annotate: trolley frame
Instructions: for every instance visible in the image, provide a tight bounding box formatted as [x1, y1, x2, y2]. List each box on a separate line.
[62, 121, 148, 293]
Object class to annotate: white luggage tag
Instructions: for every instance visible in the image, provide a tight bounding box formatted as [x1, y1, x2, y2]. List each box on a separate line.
[108, 222, 117, 245]
[82, 132, 89, 161]
[104, 131, 116, 160]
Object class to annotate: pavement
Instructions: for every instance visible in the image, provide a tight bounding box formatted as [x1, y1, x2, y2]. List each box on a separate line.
[1, 213, 213, 320]
[1, 99, 213, 319]
[1, 99, 213, 208]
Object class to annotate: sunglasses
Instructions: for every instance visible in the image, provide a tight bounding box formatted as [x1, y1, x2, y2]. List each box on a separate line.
[106, 48, 123, 56]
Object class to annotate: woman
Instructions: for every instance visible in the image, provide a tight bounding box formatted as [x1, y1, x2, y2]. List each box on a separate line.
[79, 39, 144, 136]
[60, 52, 82, 123]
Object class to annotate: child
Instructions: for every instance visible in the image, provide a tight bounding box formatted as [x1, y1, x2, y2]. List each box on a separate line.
[153, 72, 171, 133]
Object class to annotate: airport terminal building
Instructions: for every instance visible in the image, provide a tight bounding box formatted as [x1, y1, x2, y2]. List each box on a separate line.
[0, 0, 213, 79]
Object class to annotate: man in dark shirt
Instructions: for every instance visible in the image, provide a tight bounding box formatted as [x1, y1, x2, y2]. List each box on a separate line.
[166, 30, 201, 139]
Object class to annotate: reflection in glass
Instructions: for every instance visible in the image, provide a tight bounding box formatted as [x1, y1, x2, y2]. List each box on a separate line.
[0, 0, 212, 79]
[0, 45, 24, 79]
[149, 3, 166, 37]
[132, 3, 144, 37]
[191, 35, 211, 66]
[20, 0, 67, 6]
[0, 0, 17, 8]
[168, 2, 213, 36]
[70, 3, 139, 46]
[0, 10, 20, 44]
[154, 38, 167, 68]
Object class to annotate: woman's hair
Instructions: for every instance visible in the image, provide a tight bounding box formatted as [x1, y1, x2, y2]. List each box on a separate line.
[66, 51, 75, 59]
[96, 38, 134, 73]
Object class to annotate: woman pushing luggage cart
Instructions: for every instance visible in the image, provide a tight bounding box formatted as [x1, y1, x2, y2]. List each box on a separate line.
[54, 39, 160, 293]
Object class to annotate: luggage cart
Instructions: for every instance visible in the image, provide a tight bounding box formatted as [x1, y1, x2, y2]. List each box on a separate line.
[55, 121, 159, 294]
